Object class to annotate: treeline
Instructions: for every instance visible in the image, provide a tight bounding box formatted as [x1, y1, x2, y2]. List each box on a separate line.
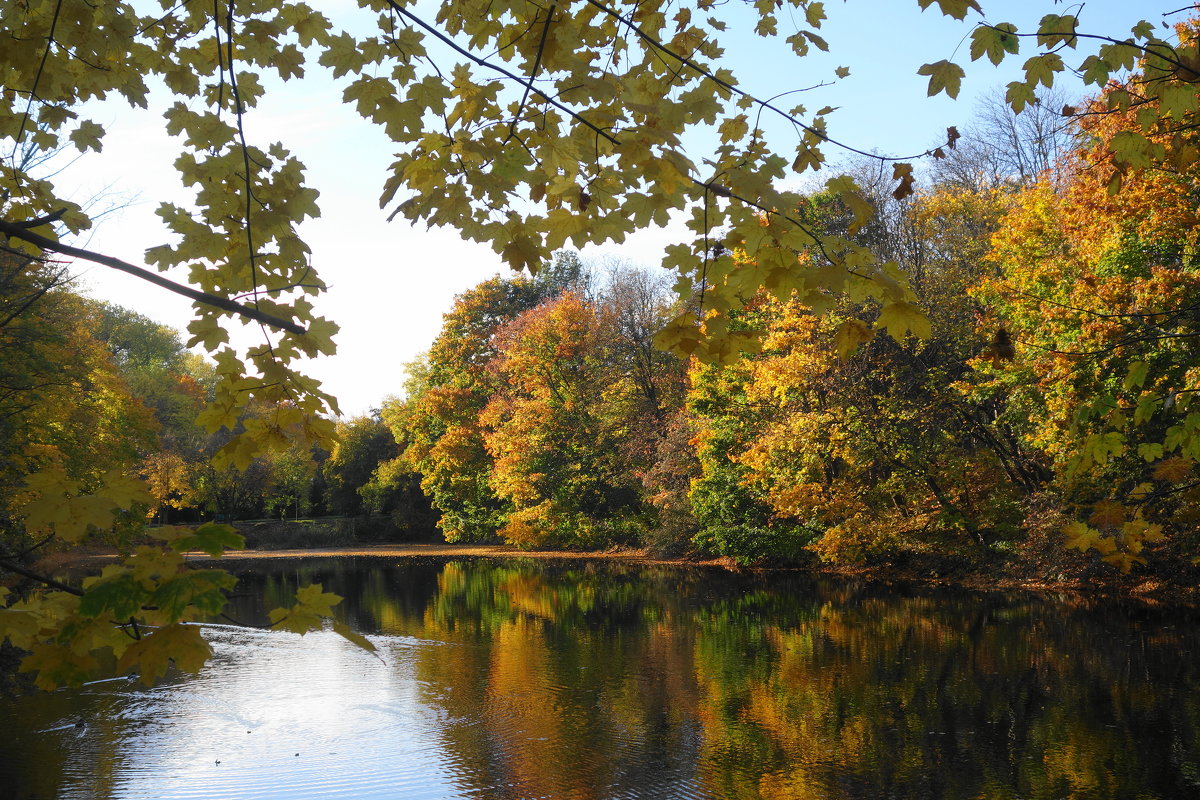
[6, 79, 1200, 579]
[360, 87, 1200, 576]
[0, 264, 422, 543]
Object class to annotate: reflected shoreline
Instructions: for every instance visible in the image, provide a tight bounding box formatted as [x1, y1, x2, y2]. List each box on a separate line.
[62, 541, 1200, 608]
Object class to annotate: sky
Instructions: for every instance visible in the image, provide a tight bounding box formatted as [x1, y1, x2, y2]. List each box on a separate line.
[56, 0, 1179, 417]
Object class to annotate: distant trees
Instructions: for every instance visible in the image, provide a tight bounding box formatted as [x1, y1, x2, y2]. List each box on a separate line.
[372, 77, 1200, 577]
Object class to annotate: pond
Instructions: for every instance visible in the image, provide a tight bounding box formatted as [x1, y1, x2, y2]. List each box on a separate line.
[2, 557, 1199, 799]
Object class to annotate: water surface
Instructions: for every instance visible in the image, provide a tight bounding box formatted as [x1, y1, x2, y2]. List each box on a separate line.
[2, 557, 1198, 799]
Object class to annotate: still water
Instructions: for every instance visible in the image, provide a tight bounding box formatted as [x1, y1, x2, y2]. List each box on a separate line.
[2, 557, 1199, 800]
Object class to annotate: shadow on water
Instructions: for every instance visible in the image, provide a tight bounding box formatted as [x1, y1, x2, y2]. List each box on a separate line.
[2, 556, 1200, 799]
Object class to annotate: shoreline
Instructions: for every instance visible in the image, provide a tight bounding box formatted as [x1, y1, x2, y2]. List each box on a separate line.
[130, 542, 1200, 608]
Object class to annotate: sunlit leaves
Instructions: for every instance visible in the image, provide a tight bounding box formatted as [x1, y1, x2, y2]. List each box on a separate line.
[268, 583, 349, 640]
[876, 301, 930, 341]
[1063, 514, 1164, 573]
[19, 467, 153, 543]
[916, 0, 982, 21]
[1036, 14, 1077, 48]
[1022, 53, 1064, 89]
[117, 623, 213, 685]
[969, 24, 1019, 66]
[917, 60, 965, 99]
[1109, 131, 1166, 170]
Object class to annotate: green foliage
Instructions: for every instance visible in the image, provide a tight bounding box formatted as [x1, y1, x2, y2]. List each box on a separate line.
[322, 415, 397, 517]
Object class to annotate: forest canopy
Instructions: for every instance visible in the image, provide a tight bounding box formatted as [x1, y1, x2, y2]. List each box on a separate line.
[2, 0, 1199, 688]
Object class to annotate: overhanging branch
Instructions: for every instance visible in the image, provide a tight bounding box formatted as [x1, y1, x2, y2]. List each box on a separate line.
[0, 219, 306, 335]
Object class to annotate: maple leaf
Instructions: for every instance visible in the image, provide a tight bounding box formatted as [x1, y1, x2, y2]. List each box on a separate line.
[1153, 456, 1192, 483]
[1064, 521, 1104, 553]
[1102, 551, 1145, 573]
[69, 121, 105, 153]
[891, 162, 915, 201]
[917, 60, 966, 99]
[876, 302, 931, 341]
[1088, 500, 1126, 529]
[1005, 81, 1036, 113]
[834, 319, 875, 360]
[1036, 14, 1077, 48]
[970, 24, 1019, 66]
[118, 623, 212, 685]
[916, 0, 982, 21]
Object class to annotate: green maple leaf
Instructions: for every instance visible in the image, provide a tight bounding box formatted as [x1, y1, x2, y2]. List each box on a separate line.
[118, 623, 212, 684]
[78, 574, 147, 620]
[171, 522, 245, 557]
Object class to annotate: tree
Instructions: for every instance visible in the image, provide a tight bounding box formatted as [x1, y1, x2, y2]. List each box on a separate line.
[322, 415, 398, 517]
[932, 86, 1077, 190]
[1, 0, 1194, 686]
[263, 441, 318, 520]
[483, 291, 653, 547]
[977, 90, 1200, 570]
[396, 274, 550, 541]
[0, 254, 156, 536]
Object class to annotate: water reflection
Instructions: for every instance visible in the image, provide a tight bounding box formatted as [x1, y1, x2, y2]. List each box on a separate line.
[2, 557, 1199, 799]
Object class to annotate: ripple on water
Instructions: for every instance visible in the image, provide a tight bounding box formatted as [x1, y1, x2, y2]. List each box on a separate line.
[43, 627, 474, 800]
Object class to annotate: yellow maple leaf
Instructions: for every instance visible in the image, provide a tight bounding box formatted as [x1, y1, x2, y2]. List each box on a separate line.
[833, 319, 875, 360]
[876, 301, 931, 341]
[1063, 521, 1105, 553]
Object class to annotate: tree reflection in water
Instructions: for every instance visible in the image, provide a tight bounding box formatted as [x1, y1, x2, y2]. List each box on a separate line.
[2, 557, 1198, 800]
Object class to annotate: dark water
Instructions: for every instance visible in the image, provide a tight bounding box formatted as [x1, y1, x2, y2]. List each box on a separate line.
[2, 557, 1199, 800]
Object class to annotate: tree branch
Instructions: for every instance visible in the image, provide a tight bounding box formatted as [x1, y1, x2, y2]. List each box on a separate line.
[0, 556, 83, 596]
[0, 219, 306, 334]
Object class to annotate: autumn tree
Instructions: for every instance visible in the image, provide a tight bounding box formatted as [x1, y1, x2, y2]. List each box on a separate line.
[0, 255, 156, 539]
[687, 173, 1045, 566]
[978, 84, 1200, 570]
[483, 291, 659, 547]
[396, 257, 582, 542]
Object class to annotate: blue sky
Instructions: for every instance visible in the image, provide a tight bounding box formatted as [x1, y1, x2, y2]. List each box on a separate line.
[63, 0, 1179, 415]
